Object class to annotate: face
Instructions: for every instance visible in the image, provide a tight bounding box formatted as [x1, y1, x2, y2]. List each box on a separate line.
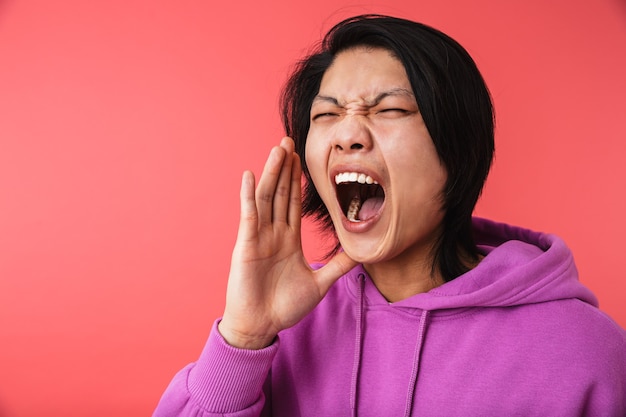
[305, 47, 447, 268]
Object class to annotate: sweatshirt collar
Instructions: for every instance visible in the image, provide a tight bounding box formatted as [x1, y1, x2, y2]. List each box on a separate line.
[342, 218, 598, 313]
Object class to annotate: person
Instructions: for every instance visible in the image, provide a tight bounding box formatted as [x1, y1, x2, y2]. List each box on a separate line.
[153, 14, 626, 417]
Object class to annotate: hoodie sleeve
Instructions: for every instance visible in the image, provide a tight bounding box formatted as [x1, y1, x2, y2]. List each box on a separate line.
[152, 320, 278, 417]
[584, 321, 626, 417]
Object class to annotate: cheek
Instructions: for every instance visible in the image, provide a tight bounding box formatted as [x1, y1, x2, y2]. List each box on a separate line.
[304, 133, 324, 178]
[304, 139, 314, 174]
[389, 143, 447, 196]
[304, 134, 335, 206]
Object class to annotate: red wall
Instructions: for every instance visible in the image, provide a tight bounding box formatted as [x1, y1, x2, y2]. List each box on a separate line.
[1, 0, 624, 415]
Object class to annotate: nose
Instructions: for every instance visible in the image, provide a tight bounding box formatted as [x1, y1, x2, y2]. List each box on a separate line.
[332, 116, 373, 152]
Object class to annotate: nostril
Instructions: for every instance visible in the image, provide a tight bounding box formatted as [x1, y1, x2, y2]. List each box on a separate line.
[334, 143, 365, 151]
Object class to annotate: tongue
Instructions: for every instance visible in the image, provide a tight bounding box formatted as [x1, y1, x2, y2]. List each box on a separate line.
[358, 197, 384, 221]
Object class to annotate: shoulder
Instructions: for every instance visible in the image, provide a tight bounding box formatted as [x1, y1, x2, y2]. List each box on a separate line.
[494, 298, 626, 374]
[542, 298, 625, 345]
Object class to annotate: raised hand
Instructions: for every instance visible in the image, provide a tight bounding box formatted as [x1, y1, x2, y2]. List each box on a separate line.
[218, 137, 357, 349]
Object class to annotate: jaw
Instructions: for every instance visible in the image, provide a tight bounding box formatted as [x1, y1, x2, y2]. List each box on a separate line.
[333, 200, 446, 269]
[334, 214, 394, 264]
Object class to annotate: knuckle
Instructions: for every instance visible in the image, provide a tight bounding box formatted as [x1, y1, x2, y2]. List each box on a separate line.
[275, 185, 290, 198]
[241, 211, 258, 222]
[258, 192, 274, 204]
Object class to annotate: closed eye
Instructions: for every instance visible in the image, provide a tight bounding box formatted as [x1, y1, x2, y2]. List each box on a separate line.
[378, 108, 408, 114]
[312, 112, 339, 121]
[376, 108, 414, 119]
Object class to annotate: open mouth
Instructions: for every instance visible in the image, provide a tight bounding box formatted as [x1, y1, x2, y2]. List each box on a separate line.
[334, 172, 385, 222]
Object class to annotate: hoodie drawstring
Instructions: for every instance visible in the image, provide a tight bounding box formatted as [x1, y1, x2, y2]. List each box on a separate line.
[350, 273, 430, 417]
[403, 310, 429, 417]
[350, 273, 366, 417]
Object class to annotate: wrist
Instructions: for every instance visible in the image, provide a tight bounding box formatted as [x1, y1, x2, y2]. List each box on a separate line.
[218, 320, 276, 350]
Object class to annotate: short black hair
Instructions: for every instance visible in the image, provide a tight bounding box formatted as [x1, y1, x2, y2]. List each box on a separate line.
[280, 14, 495, 282]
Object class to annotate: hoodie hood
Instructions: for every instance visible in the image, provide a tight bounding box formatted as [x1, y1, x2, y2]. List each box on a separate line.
[344, 217, 600, 416]
[348, 217, 598, 312]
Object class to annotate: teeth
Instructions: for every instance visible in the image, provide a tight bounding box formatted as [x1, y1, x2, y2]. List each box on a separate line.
[334, 172, 378, 185]
[347, 196, 361, 222]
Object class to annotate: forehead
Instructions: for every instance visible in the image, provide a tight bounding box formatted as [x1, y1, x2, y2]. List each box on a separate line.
[317, 47, 413, 104]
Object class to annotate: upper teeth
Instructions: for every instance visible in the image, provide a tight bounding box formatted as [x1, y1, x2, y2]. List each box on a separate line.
[335, 172, 378, 185]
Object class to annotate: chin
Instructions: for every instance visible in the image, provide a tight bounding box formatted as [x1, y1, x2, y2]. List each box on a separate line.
[339, 240, 386, 264]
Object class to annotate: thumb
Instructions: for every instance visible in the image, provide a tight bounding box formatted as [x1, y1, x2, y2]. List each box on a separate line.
[314, 251, 359, 293]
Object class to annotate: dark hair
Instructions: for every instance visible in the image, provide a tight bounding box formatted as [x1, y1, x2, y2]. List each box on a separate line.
[280, 14, 494, 282]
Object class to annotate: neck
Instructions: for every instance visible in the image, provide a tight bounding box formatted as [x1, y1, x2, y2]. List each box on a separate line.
[362, 246, 484, 302]
[363, 257, 444, 303]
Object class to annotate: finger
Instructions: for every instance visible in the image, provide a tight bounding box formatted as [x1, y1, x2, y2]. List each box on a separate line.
[314, 251, 359, 293]
[278, 136, 295, 154]
[256, 145, 286, 227]
[287, 153, 302, 230]
[236, 170, 258, 242]
[271, 138, 295, 223]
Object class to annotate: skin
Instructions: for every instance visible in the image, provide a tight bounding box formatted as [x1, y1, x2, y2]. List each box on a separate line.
[306, 47, 447, 301]
[219, 47, 447, 349]
[218, 138, 357, 349]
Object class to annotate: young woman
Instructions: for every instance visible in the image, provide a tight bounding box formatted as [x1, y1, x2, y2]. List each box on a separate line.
[154, 15, 626, 417]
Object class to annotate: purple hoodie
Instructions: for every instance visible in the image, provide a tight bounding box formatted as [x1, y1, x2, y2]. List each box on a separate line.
[153, 218, 626, 416]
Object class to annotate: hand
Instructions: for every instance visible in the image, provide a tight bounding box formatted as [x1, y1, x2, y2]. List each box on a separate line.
[218, 137, 357, 349]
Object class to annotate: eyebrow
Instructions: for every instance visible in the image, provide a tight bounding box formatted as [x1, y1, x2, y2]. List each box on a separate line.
[312, 88, 415, 107]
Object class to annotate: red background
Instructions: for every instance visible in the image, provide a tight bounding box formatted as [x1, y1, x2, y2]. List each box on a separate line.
[1, 0, 624, 415]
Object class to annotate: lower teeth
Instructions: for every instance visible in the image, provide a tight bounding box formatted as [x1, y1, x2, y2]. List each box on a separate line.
[347, 196, 361, 222]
